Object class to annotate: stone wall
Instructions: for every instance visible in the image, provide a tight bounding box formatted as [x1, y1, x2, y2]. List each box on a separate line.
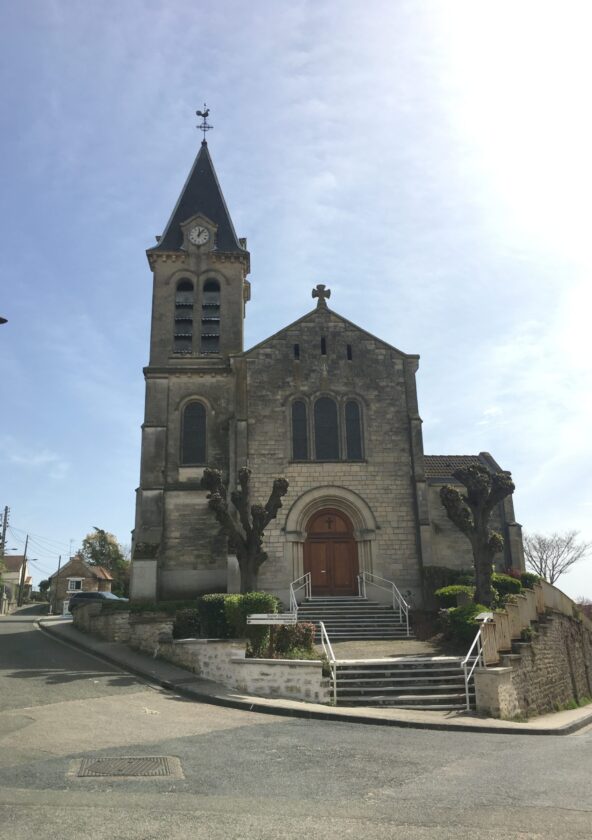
[72, 605, 329, 704]
[129, 613, 175, 655]
[475, 611, 592, 718]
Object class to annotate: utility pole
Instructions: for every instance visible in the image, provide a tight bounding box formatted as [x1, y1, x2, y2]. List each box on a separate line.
[17, 534, 28, 607]
[0, 506, 9, 555]
[52, 554, 62, 615]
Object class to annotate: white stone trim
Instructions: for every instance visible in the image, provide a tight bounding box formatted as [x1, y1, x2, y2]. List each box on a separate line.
[282, 485, 378, 581]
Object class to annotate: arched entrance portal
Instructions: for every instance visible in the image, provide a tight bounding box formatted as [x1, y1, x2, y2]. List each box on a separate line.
[303, 509, 359, 596]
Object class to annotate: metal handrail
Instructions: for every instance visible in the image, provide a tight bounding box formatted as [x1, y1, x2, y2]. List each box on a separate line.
[318, 621, 337, 705]
[289, 572, 311, 615]
[461, 616, 491, 711]
[357, 571, 410, 636]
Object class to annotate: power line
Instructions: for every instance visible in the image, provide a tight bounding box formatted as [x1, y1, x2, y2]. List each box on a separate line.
[7, 524, 72, 551]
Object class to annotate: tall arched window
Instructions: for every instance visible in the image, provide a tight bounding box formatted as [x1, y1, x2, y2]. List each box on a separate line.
[174, 279, 194, 353]
[345, 400, 363, 460]
[181, 402, 206, 465]
[292, 400, 308, 460]
[201, 279, 220, 353]
[314, 397, 339, 461]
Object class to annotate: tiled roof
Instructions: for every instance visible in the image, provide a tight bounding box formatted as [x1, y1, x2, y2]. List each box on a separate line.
[424, 455, 485, 480]
[3, 555, 25, 572]
[49, 557, 113, 580]
[91, 565, 113, 580]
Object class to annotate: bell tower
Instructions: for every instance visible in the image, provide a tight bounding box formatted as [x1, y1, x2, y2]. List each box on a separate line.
[131, 119, 250, 601]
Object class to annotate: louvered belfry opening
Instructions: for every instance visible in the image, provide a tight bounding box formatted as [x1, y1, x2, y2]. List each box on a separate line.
[201, 279, 220, 353]
[173, 279, 194, 353]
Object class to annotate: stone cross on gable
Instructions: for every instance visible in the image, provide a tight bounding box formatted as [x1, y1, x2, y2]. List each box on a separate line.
[312, 284, 331, 308]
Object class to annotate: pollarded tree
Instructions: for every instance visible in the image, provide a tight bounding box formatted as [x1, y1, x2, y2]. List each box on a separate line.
[201, 467, 289, 593]
[440, 465, 515, 606]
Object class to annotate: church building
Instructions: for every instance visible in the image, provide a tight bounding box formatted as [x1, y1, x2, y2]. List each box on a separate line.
[130, 135, 524, 606]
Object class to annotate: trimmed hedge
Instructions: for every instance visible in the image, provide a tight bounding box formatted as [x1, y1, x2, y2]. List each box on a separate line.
[444, 603, 490, 644]
[173, 609, 201, 640]
[196, 594, 232, 638]
[224, 592, 280, 656]
[491, 573, 522, 597]
[434, 585, 475, 608]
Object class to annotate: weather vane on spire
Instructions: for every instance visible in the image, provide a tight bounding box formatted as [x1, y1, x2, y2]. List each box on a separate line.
[196, 104, 213, 143]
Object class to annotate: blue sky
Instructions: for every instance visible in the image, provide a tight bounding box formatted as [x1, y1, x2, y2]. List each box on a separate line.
[1, 1, 590, 598]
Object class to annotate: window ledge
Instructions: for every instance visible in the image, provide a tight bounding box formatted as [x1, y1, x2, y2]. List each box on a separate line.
[289, 459, 367, 465]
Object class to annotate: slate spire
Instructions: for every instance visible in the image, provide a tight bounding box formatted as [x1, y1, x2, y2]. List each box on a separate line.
[150, 141, 244, 254]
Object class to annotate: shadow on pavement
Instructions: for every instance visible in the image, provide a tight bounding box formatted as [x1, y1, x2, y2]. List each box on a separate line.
[2, 667, 138, 687]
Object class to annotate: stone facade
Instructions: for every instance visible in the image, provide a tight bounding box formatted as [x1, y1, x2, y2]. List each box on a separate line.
[475, 611, 592, 718]
[130, 140, 525, 606]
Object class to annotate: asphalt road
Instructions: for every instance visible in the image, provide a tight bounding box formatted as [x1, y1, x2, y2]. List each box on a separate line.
[1, 606, 591, 840]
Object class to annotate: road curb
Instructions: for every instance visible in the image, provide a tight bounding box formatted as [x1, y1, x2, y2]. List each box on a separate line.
[37, 619, 592, 736]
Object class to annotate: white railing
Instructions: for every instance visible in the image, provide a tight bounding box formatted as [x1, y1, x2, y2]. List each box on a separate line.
[289, 572, 311, 615]
[357, 571, 411, 636]
[461, 615, 492, 711]
[318, 620, 337, 705]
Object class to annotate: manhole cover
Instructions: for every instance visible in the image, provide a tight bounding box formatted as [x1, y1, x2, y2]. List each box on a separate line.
[78, 756, 172, 777]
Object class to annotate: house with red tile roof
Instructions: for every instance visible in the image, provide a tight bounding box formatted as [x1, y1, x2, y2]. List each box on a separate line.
[48, 555, 113, 613]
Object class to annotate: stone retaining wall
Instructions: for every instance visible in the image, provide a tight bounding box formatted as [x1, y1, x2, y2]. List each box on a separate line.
[475, 611, 592, 718]
[72, 605, 330, 704]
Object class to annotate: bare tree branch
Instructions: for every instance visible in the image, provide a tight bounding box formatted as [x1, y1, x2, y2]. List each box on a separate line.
[524, 531, 591, 585]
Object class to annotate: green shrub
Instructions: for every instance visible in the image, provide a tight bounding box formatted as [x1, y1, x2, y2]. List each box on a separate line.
[445, 603, 490, 644]
[224, 592, 280, 636]
[520, 572, 541, 589]
[196, 594, 231, 637]
[192, 591, 280, 643]
[434, 585, 475, 608]
[173, 608, 200, 639]
[278, 647, 321, 662]
[274, 622, 316, 656]
[225, 591, 280, 654]
[491, 573, 523, 598]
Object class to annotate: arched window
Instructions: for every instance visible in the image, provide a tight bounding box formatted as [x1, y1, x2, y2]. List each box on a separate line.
[174, 279, 194, 353]
[345, 400, 363, 460]
[181, 402, 206, 465]
[292, 400, 308, 460]
[201, 279, 220, 353]
[314, 397, 339, 461]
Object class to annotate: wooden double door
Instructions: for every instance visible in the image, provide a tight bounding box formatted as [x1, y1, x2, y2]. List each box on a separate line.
[303, 509, 359, 596]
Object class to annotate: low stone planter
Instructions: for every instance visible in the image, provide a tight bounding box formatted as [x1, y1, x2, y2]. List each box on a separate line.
[156, 637, 330, 704]
[73, 606, 331, 704]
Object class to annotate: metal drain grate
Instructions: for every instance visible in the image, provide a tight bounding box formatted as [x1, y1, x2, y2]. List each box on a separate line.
[78, 756, 172, 777]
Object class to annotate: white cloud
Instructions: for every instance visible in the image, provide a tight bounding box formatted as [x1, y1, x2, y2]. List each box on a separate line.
[1, 436, 69, 481]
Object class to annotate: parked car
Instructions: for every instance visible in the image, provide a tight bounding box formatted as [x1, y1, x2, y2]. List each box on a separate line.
[68, 591, 128, 612]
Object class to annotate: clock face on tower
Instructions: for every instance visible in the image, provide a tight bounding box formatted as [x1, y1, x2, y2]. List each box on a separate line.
[188, 225, 210, 246]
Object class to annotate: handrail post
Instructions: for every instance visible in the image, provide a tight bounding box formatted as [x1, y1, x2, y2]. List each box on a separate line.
[319, 621, 337, 705]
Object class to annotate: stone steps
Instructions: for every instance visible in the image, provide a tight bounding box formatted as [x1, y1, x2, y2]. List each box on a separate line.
[297, 596, 411, 641]
[333, 657, 475, 710]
